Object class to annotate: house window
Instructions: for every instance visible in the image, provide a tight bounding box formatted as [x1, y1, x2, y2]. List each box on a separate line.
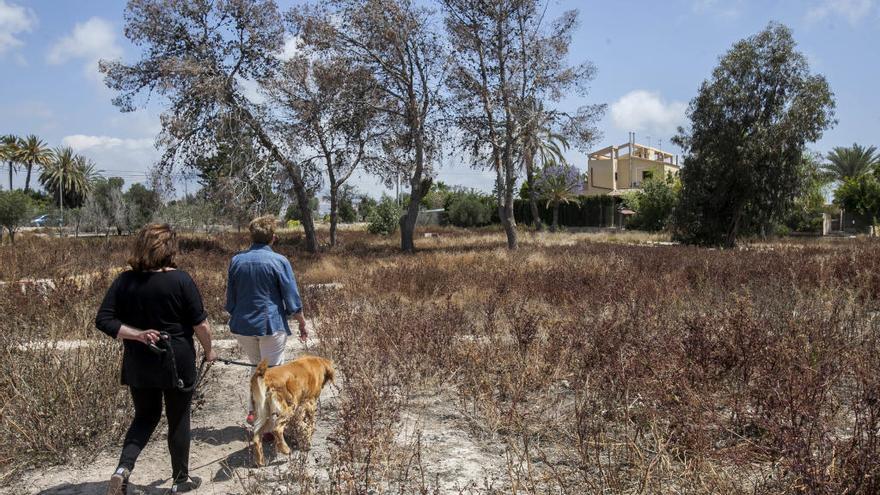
[642, 170, 653, 181]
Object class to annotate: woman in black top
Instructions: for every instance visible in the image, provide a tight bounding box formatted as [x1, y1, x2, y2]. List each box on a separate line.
[96, 224, 216, 495]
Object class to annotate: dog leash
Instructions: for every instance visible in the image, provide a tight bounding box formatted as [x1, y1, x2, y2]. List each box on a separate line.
[216, 357, 258, 368]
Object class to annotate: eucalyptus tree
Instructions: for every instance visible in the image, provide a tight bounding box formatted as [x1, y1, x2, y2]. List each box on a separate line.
[672, 23, 836, 246]
[266, 53, 382, 246]
[442, 0, 603, 249]
[291, 0, 447, 252]
[16, 135, 54, 193]
[100, 0, 320, 252]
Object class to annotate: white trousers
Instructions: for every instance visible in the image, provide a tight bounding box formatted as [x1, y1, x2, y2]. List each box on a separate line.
[235, 331, 288, 367]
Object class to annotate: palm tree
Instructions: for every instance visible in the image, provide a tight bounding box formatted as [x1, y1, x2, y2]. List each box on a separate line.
[823, 143, 880, 182]
[40, 147, 99, 210]
[16, 135, 54, 193]
[535, 159, 582, 232]
[1, 135, 21, 191]
[517, 100, 569, 231]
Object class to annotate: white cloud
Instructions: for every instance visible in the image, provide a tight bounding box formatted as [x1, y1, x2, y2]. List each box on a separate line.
[62, 134, 159, 184]
[62, 135, 154, 151]
[47, 17, 122, 84]
[610, 90, 687, 138]
[0, 0, 36, 54]
[806, 0, 875, 25]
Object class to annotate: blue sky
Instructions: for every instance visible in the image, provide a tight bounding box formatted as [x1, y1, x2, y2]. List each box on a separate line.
[1, 0, 878, 198]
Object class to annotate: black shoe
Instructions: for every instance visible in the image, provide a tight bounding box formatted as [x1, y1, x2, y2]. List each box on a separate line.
[170, 476, 201, 493]
[107, 467, 130, 495]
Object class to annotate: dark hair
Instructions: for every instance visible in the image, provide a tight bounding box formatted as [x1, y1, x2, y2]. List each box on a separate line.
[128, 224, 178, 271]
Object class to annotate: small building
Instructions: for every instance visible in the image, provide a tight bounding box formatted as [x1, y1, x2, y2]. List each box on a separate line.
[585, 136, 680, 197]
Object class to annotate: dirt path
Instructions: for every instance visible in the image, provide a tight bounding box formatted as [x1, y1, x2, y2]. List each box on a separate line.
[8, 338, 506, 494]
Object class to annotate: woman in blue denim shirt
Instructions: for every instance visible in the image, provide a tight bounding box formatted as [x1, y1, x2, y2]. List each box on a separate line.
[226, 216, 307, 423]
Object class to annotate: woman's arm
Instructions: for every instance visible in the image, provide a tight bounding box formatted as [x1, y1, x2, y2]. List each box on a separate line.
[277, 258, 307, 341]
[96, 276, 164, 345]
[117, 325, 162, 345]
[193, 320, 217, 362]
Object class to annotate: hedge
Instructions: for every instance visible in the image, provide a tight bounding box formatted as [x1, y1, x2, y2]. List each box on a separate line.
[513, 195, 621, 227]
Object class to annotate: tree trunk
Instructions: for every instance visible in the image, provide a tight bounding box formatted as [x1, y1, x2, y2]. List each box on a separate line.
[7, 162, 12, 190]
[525, 156, 543, 231]
[501, 170, 517, 249]
[24, 164, 32, 192]
[291, 178, 318, 253]
[400, 123, 427, 253]
[552, 202, 559, 232]
[225, 91, 319, 253]
[328, 183, 338, 247]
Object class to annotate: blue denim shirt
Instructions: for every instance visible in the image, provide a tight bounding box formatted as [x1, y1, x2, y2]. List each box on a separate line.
[225, 244, 303, 336]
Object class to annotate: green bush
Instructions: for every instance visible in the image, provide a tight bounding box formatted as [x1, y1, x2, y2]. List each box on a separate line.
[446, 192, 494, 227]
[367, 196, 402, 235]
[0, 190, 34, 243]
[626, 177, 680, 231]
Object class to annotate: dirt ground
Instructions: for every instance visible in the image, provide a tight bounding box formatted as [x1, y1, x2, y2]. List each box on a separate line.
[8, 336, 506, 495]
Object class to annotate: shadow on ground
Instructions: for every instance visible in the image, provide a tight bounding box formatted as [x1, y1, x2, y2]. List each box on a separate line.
[36, 478, 166, 495]
[191, 424, 247, 446]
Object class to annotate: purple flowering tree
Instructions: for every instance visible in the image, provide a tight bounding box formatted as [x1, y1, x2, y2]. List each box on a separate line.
[536, 161, 583, 231]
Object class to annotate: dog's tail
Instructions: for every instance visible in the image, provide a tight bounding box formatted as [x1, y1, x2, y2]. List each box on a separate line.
[250, 359, 271, 433]
[255, 358, 269, 378]
[324, 358, 335, 386]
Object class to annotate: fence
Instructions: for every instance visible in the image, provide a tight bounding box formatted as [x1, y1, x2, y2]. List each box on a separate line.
[513, 196, 626, 228]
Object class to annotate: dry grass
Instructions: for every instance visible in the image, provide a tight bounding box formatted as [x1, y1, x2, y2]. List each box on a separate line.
[3, 228, 880, 493]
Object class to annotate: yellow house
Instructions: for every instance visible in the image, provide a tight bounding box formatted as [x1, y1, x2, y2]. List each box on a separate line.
[585, 137, 680, 197]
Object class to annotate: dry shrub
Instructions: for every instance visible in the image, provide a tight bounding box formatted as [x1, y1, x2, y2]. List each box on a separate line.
[0, 337, 129, 482]
[6, 229, 880, 494]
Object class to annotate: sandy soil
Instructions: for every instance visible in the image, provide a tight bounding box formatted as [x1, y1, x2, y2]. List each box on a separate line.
[8, 336, 505, 494]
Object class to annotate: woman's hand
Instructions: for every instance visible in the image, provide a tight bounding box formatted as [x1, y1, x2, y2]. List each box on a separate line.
[137, 329, 162, 346]
[296, 313, 308, 342]
[117, 325, 161, 345]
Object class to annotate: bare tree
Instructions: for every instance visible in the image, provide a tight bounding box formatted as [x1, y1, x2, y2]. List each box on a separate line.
[100, 0, 320, 252]
[442, 0, 604, 248]
[266, 53, 382, 246]
[291, 0, 446, 252]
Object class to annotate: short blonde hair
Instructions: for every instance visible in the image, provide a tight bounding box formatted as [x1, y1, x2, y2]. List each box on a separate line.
[128, 224, 178, 271]
[249, 215, 277, 244]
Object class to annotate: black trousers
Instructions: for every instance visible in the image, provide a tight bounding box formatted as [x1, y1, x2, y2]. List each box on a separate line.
[118, 387, 193, 483]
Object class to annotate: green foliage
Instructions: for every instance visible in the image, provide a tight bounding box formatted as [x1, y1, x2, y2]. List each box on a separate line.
[835, 173, 880, 224]
[780, 153, 830, 232]
[625, 177, 680, 231]
[0, 190, 33, 243]
[672, 23, 835, 246]
[421, 181, 451, 210]
[823, 143, 880, 182]
[356, 194, 378, 222]
[336, 185, 359, 223]
[40, 147, 99, 209]
[367, 196, 402, 235]
[124, 183, 160, 231]
[82, 177, 127, 235]
[446, 190, 495, 227]
[285, 197, 319, 222]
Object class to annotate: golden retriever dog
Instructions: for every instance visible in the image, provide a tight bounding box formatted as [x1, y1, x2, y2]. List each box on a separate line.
[250, 355, 335, 466]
